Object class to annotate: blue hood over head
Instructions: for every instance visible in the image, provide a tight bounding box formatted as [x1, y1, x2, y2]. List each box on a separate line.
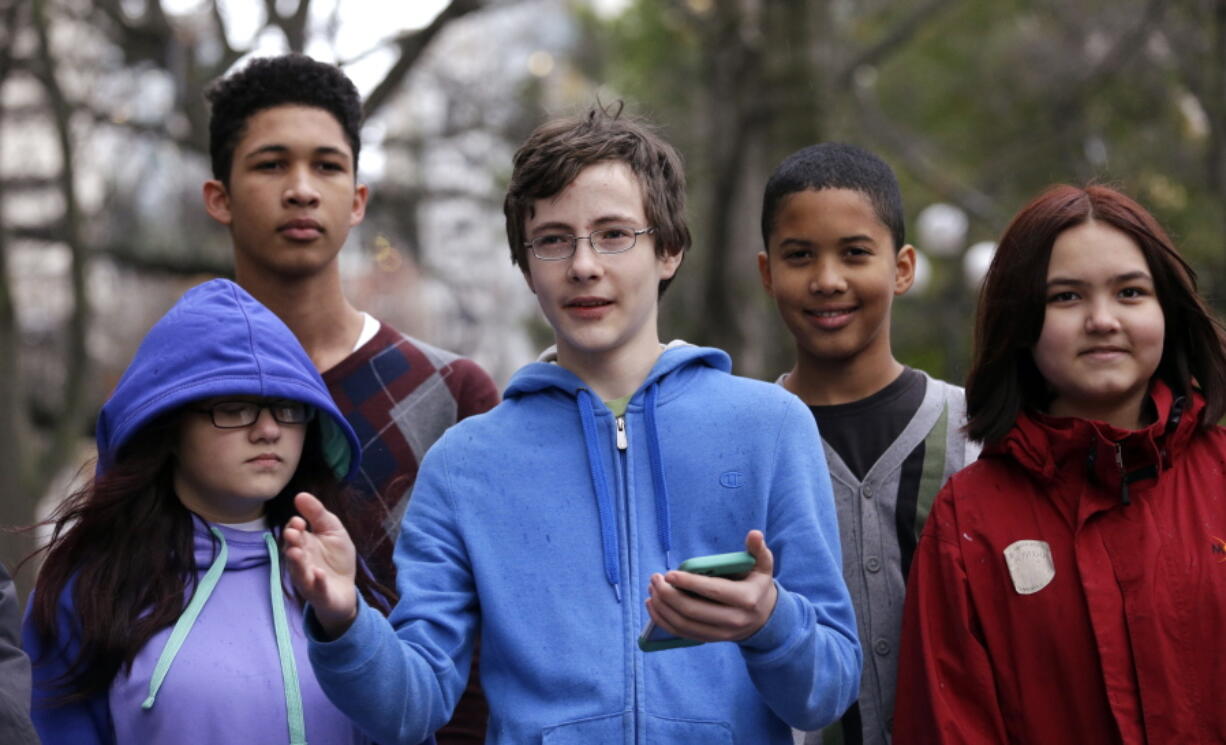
[96, 279, 360, 480]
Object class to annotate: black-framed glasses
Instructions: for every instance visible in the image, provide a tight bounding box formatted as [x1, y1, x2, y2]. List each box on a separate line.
[192, 400, 316, 429]
[525, 226, 654, 261]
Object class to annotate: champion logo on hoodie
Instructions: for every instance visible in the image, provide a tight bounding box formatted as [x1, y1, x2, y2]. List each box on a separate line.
[720, 471, 746, 489]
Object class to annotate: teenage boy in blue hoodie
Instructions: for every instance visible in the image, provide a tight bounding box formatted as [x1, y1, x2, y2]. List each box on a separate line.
[284, 106, 862, 745]
[756, 144, 979, 745]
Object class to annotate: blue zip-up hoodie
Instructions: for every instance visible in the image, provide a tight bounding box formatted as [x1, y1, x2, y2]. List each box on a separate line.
[309, 344, 862, 744]
[24, 279, 372, 745]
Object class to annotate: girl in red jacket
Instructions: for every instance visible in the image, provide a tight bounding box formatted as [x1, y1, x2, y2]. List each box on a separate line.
[893, 184, 1226, 745]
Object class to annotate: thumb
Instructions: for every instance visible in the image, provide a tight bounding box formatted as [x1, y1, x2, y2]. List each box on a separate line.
[294, 491, 343, 533]
[745, 530, 774, 578]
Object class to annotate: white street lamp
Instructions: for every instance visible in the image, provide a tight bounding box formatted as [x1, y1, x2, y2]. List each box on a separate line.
[915, 203, 968, 258]
[962, 241, 997, 289]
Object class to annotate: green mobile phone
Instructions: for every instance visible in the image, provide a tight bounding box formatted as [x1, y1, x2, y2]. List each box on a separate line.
[637, 550, 756, 652]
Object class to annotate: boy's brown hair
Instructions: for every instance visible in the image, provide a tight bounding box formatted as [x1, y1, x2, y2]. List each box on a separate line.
[503, 103, 691, 294]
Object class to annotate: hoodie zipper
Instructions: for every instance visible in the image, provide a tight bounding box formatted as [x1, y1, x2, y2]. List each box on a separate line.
[611, 412, 641, 744]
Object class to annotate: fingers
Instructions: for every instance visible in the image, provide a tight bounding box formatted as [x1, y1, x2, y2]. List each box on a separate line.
[745, 529, 775, 578]
[648, 575, 752, 642]
[284, 544, 318, 597]
[293, 492, 345, 534]
[648, 532, 779, 643]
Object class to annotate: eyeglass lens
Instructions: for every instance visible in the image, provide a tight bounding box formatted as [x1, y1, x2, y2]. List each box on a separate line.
[530, 227, 644, 260]
[207, 401, 313, 428]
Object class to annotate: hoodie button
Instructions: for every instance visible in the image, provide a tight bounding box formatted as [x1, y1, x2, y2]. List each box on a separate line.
[865, 557, 882, 573]
[874, 638, 891, 656]
[862, 485, 873, 499]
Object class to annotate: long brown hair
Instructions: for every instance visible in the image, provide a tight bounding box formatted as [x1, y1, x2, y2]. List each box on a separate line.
[965, 184, 1226, 444]
[27, 410, 393, 703]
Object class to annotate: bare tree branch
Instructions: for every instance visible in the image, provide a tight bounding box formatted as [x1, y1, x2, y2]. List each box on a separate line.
[838, 0, 961, 87]
[361, 0, 485, 118]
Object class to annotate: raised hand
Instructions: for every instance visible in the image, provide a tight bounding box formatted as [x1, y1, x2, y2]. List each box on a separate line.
[645, 530, 779, 643]
[283, 492, 359, 639]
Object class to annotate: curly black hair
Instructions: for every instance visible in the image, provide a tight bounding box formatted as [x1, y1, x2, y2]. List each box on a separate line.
[205, 54, 363, 184]
[761, 143, 906, 253]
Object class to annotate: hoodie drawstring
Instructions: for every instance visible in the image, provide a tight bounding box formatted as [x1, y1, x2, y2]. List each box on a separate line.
[142, 526, 228, 711]
[575, 384, 676, 602]
[265, 532, 307, 745]
[141, 527, 306, 745]
[577, 389, 622, 603]
[643, 384, 674, 570]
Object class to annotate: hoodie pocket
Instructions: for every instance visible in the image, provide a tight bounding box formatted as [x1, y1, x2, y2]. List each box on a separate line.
[540, 712, 734, 744]
[646, 714, 734, 743]
[541, 712, 624, 744]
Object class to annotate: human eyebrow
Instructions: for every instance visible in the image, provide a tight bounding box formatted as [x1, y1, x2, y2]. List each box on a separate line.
[838, 234, 877, 246]
[313, 146, 350, 161]
[590, 213, 641, 226]
[243, 145, 290, 160]
[1045, 277, 1088, 288]
[528, 222, 575, 236]
[1112, 270, 1153, 284]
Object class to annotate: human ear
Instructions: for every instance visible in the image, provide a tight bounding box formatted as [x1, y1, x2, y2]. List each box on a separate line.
[202, 180, 233, 226]
[894, 244, 917, 295]
[757, 251, 774, 297]
[657, 248, 683, 282]
[349, 183, 369, 227]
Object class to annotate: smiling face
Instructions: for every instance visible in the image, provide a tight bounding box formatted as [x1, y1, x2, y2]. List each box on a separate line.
[173, 397, 308, 523]
[759, 188, 915, 377]
[522, 160, 681, 379]
[203, 105, 368, 282]
[1032, 220, 1165, 429]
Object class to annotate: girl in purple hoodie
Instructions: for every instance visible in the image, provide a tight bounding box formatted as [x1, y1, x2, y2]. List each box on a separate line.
[23, 279, 393, 745]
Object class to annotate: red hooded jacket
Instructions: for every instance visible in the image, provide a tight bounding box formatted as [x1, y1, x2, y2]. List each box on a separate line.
[893, 381, 1226, 744]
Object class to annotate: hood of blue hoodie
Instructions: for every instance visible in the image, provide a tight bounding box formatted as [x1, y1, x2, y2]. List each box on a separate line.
[95, 279, 360, 481]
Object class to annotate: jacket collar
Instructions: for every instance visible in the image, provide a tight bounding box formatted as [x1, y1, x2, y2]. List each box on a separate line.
[987, 380, 1201, 521]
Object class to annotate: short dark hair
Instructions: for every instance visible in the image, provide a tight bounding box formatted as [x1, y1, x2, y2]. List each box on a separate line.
[503, 103, 691, 295]
[965, 183, 1226, 444]
[760, 143, 905, 252]
[205, 54, 363, 184]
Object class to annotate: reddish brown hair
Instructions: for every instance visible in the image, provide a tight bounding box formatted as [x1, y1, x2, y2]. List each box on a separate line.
[965, 184, 1226, 444]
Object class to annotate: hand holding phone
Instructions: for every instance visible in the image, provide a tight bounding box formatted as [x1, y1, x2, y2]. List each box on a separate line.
[638, 530, 778, 652]
[638, 550, 755, 652]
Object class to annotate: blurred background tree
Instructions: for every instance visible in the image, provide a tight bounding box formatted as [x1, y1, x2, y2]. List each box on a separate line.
[2, 0, 1224, 590]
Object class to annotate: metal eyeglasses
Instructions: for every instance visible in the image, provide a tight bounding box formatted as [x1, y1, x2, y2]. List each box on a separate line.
[524, 226, 655, 261]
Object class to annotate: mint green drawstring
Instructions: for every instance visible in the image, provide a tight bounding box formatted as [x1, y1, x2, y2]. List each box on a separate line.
[265, 531, 307, 745]
[141, 526, 308, 745]
[142, 526, 228, 710]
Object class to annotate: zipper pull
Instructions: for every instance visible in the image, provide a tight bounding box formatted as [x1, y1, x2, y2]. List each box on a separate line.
[616, 416, 628, 450]
[1114, 443, 1130, 505]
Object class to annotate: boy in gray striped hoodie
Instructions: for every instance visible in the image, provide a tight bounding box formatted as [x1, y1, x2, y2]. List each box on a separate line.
[756, 143, 979, 745]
